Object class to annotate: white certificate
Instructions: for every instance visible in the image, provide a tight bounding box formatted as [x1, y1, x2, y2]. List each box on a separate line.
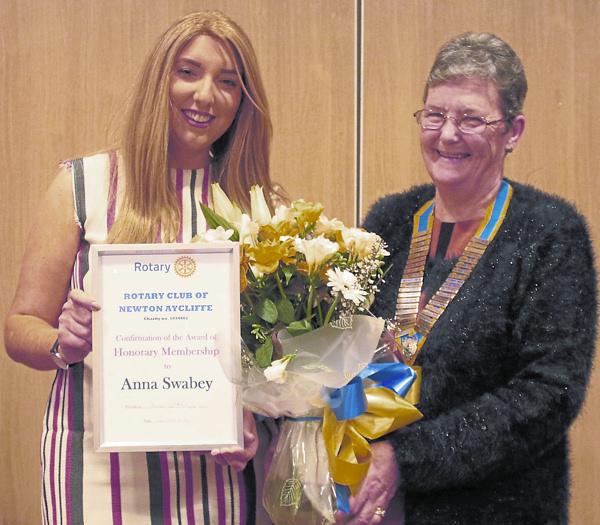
[89, 243, 242, 452]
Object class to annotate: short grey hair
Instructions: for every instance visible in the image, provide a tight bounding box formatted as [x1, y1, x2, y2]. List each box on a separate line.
[425, 32, 527, 123]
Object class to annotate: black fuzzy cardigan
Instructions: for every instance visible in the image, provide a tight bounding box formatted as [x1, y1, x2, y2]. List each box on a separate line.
[363, 180, 597, 525]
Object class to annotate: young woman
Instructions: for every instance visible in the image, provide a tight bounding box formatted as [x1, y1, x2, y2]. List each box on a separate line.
[5, 10, 282, 524]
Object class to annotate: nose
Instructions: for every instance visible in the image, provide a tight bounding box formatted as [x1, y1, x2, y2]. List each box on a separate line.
[438, 116, 461, 142]
[193, 77, 215, 106]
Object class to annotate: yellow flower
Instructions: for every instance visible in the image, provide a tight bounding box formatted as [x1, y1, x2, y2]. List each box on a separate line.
[247, 238, 296, 275]
[259, 223, 299, 241]
[292, 199, 324, 230]
[269, 205, 300, 237]
[211, 183, 242, 224]
[239, 249, 251, 292]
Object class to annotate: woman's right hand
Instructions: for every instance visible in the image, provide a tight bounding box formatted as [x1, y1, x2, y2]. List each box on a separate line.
[57, 289, 101, 364]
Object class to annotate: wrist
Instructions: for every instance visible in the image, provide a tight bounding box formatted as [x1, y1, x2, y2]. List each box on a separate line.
[49, 339, 70, 370]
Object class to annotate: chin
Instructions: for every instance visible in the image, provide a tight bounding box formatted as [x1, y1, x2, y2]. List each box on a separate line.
[428, 169, 471, 188]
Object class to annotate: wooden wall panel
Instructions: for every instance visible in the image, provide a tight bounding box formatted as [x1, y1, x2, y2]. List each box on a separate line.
[0, 1, 354, 523]
[363, 1, 600, 524]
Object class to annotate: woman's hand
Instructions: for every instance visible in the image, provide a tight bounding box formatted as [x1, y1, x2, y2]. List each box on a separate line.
[335, 441, 401, 524]
[211, 409, 259, 471]
[57, 289, 101, 364]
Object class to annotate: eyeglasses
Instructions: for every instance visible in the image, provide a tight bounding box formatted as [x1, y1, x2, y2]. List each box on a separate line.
[413, 109, 507, 135]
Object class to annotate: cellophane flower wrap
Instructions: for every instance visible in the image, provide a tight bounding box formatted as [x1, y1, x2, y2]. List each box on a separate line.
[196, 184, 423, 525]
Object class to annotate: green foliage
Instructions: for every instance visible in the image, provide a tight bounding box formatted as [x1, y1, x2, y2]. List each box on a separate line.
[257, 298, 278, 324]
[276, 298, 296, 324]
[287, 319, 313, 336]
[199, 204, 239, 241]
[255, 338, 274, 367]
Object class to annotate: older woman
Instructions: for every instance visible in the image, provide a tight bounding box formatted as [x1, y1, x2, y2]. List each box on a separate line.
[344, 33, 596, 524]
[4, 11, 281, 524]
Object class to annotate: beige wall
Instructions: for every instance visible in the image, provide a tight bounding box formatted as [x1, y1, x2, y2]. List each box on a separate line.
[1, 1, 598, 524]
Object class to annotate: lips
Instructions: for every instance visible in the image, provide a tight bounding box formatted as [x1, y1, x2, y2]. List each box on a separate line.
[181, 109, 215, 128]
[437, 150, 470, 161]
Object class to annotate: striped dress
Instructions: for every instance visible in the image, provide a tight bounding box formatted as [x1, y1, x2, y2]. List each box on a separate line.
[40, 151, 264, 525]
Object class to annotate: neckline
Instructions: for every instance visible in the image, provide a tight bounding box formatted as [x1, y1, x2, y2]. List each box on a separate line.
[391, 180, 514, 365]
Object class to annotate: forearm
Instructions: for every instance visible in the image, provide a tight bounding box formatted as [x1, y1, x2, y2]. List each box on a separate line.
[4, 165, 82, 371]
[4, 313, 59, 370]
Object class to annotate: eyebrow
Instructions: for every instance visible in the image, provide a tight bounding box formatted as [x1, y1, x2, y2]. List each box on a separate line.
[176, 58, 237, 75]
[425, 104, 487, 115]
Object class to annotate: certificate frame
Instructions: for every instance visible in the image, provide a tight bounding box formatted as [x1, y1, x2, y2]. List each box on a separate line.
[90, 242, 242, 453]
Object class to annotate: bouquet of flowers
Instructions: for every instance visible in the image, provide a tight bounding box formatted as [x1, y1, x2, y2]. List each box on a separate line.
[197, 184, 422, 524]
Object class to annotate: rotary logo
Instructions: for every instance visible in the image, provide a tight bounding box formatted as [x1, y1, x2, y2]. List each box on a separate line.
[174, 256, 196, 278]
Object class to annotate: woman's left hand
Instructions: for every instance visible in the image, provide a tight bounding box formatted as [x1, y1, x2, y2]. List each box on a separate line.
[211, 409, 259, 471]
[335, 441, 401, 524]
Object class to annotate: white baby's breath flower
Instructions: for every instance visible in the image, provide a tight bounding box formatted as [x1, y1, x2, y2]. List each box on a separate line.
[198, 226, 234, 242]
[378, 245, 390, 257]
[295, 236, 339, 273]
[342, 228, 380, 258]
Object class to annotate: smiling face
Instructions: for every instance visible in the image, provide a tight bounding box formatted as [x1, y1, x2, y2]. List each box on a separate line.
[420, 78, 524, 195]
[168, 34, 243, 168]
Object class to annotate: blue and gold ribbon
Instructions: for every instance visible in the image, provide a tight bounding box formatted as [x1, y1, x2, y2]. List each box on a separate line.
[321, 362, 423, 511]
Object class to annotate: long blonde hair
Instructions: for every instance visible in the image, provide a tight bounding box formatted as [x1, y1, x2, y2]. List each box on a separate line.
[108, 11, 276, 243]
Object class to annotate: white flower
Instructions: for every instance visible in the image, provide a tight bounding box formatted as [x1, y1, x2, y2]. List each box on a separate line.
[295, 236, 339, 273]
[197, 226, 234, 242]
[271, 204, 294, 226]
[250, 264, 264, 279]
[264, 356, 293, 383]
[326, 267, 357, 293]
[237, 213, 260, 246]
[342, 228, 380, 258]
[211, 183, 242, 223]
[315, 215, 345, 235]
[250, 185, 272, 226]
[326, 267, 368, 306]
[341, 287, 368, 306]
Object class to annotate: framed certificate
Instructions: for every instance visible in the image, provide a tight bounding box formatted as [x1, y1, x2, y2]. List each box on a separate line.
[89, 243, 243, 452]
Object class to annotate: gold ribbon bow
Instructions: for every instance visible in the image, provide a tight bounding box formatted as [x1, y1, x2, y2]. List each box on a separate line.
[322, 381, 423, 492]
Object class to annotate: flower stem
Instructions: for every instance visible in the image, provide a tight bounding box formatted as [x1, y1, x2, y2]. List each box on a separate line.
[243, 293, 255, 309]
[323, 294, 341, 325]
[316, 297, 324, 326]
[274, 271, 286, 299]
[306, 283, 314, 320]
